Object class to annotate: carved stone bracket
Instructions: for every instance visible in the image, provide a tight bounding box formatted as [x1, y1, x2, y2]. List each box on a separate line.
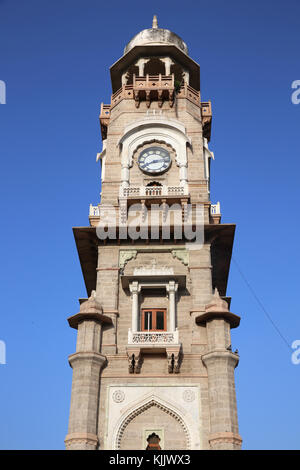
[127, 345, 181, 374]
[166, 346, 182, 374]
[171, 249, 189, 266]
[127, 348, 143, 374]
[119, 250, 138, 270]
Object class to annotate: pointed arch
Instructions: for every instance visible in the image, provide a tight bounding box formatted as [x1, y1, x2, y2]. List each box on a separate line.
[112, 394, 192, 450]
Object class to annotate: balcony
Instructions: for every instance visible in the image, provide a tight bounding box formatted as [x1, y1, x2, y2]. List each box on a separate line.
[89, 204, 100, 217]
[133, 74, 175, 108]
[121, 185, 189, 199]
[128, 328, 179, 345]
[210, 201, 221, 224]
[201, 101, 212, 141]
[126, 328, 181, 374]
[107, 76, 204, 111]
[99, 103, 111, 140]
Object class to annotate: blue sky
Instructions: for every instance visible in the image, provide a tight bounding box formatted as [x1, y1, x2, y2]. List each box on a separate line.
[0, 0, 299, 450]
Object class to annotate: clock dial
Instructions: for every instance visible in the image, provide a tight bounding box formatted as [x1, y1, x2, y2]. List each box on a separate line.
[138, 147, 171, 174]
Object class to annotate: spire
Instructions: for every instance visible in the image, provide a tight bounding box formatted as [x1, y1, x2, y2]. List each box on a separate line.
[152, 15, 158, 29]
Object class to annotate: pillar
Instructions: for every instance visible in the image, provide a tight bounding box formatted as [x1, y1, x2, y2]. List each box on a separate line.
[167, 281, 178, 332]
[129, 281, 140, 332]
[197, 289, 242, 450]
[65, 294, 111, 450]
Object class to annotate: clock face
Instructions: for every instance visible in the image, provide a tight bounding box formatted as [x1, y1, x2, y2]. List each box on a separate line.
[138, 147, 171, 174]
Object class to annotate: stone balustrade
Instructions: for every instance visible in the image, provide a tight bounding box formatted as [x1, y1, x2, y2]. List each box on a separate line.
[128, 328, 179, 345]
[99, 103, 111, 140]
[210, 202, 221, 215]
[89, 204, 100, 216]
[122, 185, 188, 198]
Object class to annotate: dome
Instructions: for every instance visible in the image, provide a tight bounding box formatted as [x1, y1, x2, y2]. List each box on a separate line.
[124, 16, 188, 56]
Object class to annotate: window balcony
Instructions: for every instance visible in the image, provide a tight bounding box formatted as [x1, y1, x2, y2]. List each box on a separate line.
[126, 328, 181, 374]
[128, 328, 179, 345]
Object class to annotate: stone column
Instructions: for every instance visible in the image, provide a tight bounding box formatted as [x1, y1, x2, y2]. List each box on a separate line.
[197, 289, 242, 450]
[65, 293, 112, 450]
[179, 162, 188, 187]
[135, 58, 150, 76]
[121, 163, 130, 187]
[166, 281, 178, 332]
[129, 281, 140, 332]
[160, 57, 173, 75]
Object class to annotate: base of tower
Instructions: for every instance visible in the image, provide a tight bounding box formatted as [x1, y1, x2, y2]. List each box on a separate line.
[65, 432, 98, 450]
[208, 432, 242, 450]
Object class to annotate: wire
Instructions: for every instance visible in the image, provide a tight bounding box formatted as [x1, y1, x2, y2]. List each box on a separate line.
[232, 256, 292, 351]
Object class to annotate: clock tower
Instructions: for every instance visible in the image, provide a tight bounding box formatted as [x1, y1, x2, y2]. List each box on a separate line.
[65, 17, 242, 451]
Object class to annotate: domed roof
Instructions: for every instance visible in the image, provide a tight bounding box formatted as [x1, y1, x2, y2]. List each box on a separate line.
[124, 16, 188, 56]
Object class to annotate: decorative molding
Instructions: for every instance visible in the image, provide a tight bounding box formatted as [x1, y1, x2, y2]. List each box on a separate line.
[112, 390, 125, 403]
[182, 389, 195, 403]
[65, 432, 98, 450]
[189, 266, 212, 269]
[208, 432, 242, 448]
[96, 267, 120, 271]
[133, 266, 174, 276]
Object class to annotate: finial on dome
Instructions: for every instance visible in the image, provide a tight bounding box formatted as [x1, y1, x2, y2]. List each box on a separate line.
[152, 15, 158, 29]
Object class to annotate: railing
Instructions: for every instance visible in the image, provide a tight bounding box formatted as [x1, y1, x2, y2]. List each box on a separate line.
[89, 204, 100, 216]
[177, 82, 200, 105]
[128, 328, 179, 345]
[111, 85, 134, 107]
[133, 74, 174, 89]
[122, 185, 188, 198]
[109, 77, 205, 110]
[210, 202, 221, 215]
[100, 103, 111, 119]
[99, 103, 111, 139]
[201, 101, 212, 140]
[201, 101, 212, 118]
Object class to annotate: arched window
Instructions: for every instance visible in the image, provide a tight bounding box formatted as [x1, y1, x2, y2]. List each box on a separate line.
[146, 181, 162, 187]
[144, 58, 165, 76]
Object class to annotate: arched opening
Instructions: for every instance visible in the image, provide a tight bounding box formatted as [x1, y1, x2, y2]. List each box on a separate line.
[144, 57, 165, 76]
[117, 401, 189, 450]
[146, 433, 161, 450]
[170, 63, 184, 89]
[146, 181, 162, 187]
[125, 64, 140, 85]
